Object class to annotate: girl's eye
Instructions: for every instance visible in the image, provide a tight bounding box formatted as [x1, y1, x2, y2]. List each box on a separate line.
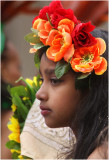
[50, 78, 62, 85]
[38, 77, 63, 86]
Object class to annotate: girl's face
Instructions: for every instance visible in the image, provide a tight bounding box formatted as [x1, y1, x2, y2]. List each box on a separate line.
[36, 53, 81, 128]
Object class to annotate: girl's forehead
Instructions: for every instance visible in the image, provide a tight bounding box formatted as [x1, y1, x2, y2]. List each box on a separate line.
[40, 53, 75, 79]
[39, 53, 57, 76]
[40, 53, 56, 68]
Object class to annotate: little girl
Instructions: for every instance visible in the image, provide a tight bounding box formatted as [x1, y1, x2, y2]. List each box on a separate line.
[25, 1, 108, 159]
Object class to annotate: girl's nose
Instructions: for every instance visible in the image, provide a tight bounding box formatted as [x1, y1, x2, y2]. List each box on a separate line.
[36, 85, 48, 101]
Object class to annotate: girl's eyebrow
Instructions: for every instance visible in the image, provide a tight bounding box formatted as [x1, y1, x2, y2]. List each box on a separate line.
[39, 68, 55, 76]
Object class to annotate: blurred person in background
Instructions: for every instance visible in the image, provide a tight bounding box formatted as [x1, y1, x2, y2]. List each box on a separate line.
[1, 23, 24, 159]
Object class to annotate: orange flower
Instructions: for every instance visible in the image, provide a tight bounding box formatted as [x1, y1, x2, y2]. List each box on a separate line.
[70, 38, 107, 75]
[58, 18, 74, 33]
[32, 18, 52, 45]
[29, 48, 37, 53]
[46, 29, 74, 62]
[46, 19, 75, 62]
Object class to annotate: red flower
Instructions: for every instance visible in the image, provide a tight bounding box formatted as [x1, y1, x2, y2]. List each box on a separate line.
[56, 8, 78, 24]
[39, 6, 50, 20]
[32, 1, 63, 24]
[49, 0, 63, 13]
[32, 16, 39, 25]
[72, 21, 97, 48]
[32, 1, 78, 29]
[39, 1, 63, 21]
[51, 8, 78, 28]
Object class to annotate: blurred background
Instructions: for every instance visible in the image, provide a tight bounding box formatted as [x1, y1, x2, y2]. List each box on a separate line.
[1, 0, 108, 79]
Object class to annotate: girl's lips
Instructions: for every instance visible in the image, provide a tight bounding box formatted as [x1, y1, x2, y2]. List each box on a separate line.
[40, 105, 52, 116]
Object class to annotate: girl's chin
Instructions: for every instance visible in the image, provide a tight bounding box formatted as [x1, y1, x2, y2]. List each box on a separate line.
[44, 119, 69, 128]
[45, 121, 59, 128]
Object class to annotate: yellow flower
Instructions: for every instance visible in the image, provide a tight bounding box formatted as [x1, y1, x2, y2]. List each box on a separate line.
[25, 76, 42, 87]
[25, 88, 28, 92]
[25, 78, 33, 86]
[8, 132, 20, 143]
[22, 97, 30, 101]
[11, 104, 17, 112]
[18, 155, 24, 159]
[25, 76, 37, 86]
[33, 76, 37, 86]
[11, 149, 20, 154]
[7, 117, 20, 143]
[33, 76, 42, 85]
[39, 81, 42, 85]
[18, 155, 31, 160]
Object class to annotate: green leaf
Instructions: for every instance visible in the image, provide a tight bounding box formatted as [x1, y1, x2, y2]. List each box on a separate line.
[32, 82, 37, 92]
[22, 155, 32, 159]
[12, 93, 28, 120]
[19, 122, 25, 128]
[31, 28, 38, 35]
[16, 77, 36, 103]
[10, 85, 28, 97]
[46, 13, 53, 27]
[7, 85, 11, 95]
[55, 60, 71, 79]
[12, 151, 20, 159]
[34, 42, 44, 50]
[23, 99, 32, 108]
[6, 140, 20, 150]
[24, 32, 41, 44]
[77, 72, 91, 80]
[34, 51, 40, 69]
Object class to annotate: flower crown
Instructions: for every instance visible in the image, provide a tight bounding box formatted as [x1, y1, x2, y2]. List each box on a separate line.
[25, 1, 107, 83]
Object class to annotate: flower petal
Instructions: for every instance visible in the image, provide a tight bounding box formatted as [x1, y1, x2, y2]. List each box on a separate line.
[46, 30, 59, 46]
[45, 21, 52, 31]
[52, 38, 62, 46]
[58, 18, 74, 33]
[94, 57, 107, 75]
[70, 58, 80, 72]
[32, 18, 41, 29]
[8, 132, 20, 143]
[91, 57, 102, 69]
[96, 38, 106, 55]
[46, 46, 62, 61]
[75, 63, 94, 73]
[29, 48, 37, 53]
[64, 44, 74, 62]
[62, 30, 72, 46]
[40, 38, 46, 45]
[37, 20, 46, 31]
[58, 25, 71, 33]
[38, 30, 49, 39]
